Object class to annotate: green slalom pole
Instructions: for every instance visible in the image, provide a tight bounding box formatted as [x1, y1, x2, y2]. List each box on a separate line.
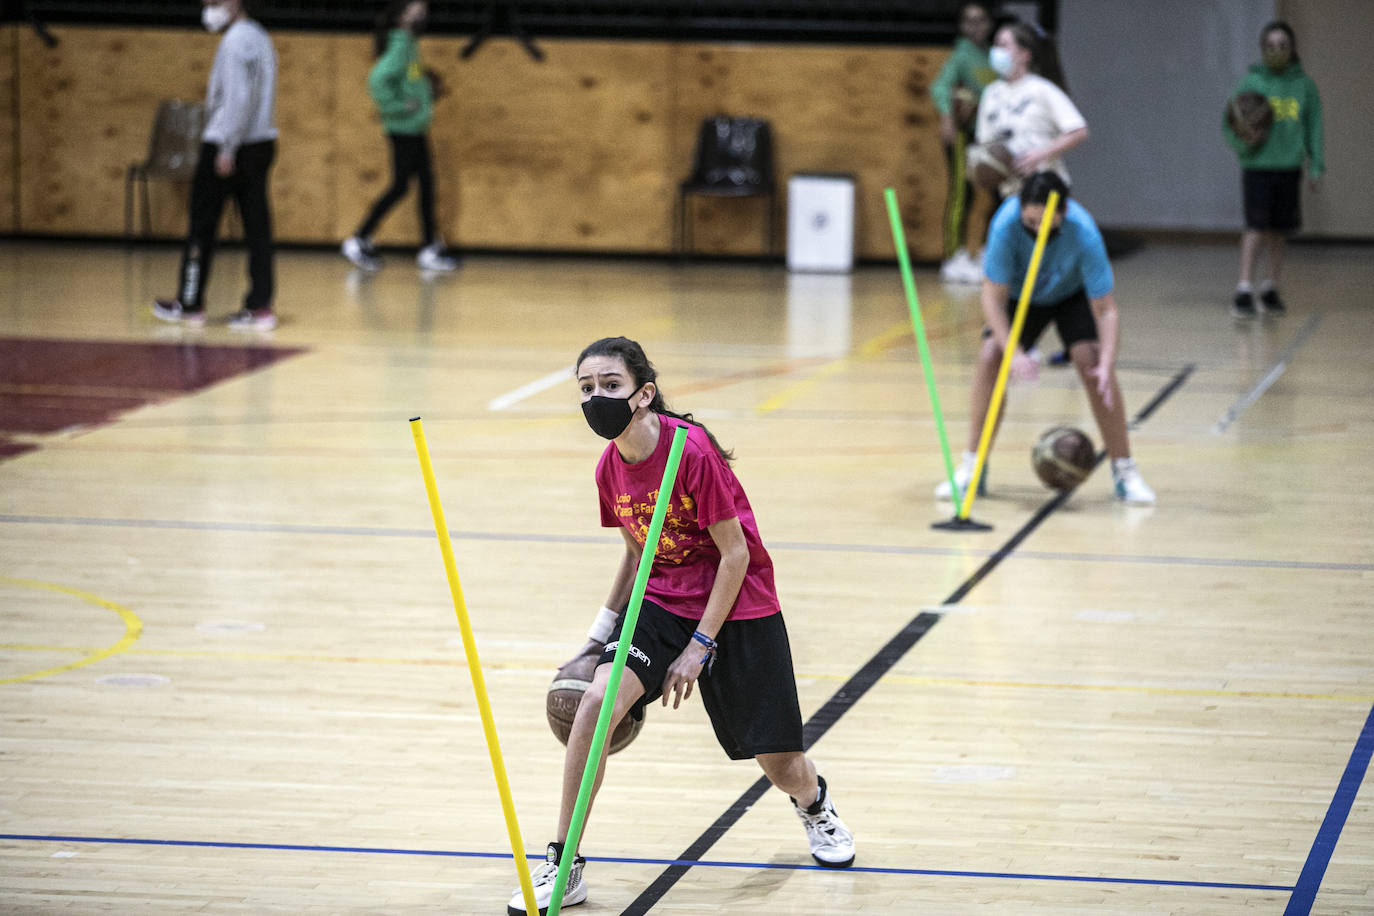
[547, 423, 689, 916]
[884, 188, 959, 503]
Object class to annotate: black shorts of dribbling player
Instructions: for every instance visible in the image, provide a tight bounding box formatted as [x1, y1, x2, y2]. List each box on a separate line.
[1243, 168, 1301, 232]
[599, 598, 804, 761]
[982, 287, 1098, 350]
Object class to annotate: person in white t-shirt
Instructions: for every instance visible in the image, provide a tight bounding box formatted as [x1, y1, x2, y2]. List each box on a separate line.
[975, 20, 1088, 201]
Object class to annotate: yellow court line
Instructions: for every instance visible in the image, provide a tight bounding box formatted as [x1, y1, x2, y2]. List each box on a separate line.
[3, 641, 1368, 703]
[755, 320, 912, 416]
[0, 577, 143, 685]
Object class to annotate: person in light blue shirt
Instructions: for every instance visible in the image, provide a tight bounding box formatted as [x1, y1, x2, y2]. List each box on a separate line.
[936, 171, 1156, 505]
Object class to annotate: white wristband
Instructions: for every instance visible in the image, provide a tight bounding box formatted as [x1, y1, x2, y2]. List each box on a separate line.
[587, 605, 619, 643]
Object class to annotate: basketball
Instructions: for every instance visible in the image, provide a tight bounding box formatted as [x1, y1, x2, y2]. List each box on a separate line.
[951, 86, 978, 127]
[1031, 426, 1096, 491]
[966, 141, 1015, 193]
[1227, 91, 1274, 148]
[546, 652, 643, 754]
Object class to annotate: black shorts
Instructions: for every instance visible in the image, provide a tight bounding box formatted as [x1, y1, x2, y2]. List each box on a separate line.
[1243, 168, 1301, 232]
[982, 287, 1098, 351]
[600, 598, 805, 761]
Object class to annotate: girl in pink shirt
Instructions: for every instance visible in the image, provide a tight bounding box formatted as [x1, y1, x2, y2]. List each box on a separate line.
[508, 337, 855, 914]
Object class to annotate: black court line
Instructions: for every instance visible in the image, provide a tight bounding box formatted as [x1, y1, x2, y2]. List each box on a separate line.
[620, 365, 1195, 915]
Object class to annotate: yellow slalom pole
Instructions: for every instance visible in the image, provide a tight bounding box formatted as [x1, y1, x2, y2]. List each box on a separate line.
[409, 417, 539, 916]
[958, 190, 1060, 521]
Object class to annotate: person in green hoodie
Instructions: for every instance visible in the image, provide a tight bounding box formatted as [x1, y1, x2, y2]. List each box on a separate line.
[1223, 20, 1323, 317]
[930, 2, 998, 284]
[342, 0, 458, 273]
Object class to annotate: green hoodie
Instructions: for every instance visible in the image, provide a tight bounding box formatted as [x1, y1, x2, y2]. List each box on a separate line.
[930, 37, 997, 115]
[368, 29, 433, 135]
[1223, 60, 1323, 179]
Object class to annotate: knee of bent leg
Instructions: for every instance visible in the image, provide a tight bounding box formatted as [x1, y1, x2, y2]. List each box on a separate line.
[1070, 341, 1100, 374]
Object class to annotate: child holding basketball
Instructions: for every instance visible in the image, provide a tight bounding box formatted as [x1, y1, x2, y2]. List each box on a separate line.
[508, 336, 855, 914]
[930, 2, 997, 284]
[935, 172, 1155, 506]
[1223, 20, 1324, 318]
[974, 20, 1088, 201]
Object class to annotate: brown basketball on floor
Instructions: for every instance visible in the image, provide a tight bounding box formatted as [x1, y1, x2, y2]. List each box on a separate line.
[1227, 91, 1274, 148]
[546, 652, 643, 754]
[1031, 426, 1096, 491]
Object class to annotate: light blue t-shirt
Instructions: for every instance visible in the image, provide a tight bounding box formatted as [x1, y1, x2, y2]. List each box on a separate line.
[983, 197, 1113, 304]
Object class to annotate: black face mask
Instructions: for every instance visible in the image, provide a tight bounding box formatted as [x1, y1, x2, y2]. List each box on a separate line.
[581, 387, 643, 440]
[1022, 222, 1062, 244]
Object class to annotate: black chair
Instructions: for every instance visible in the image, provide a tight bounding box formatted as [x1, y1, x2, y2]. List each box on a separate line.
[125, 100, 206, 239]
[678, 116, 776, 257]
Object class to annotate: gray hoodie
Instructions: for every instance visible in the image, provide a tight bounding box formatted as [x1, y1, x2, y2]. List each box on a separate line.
[202, 17, 277, 157]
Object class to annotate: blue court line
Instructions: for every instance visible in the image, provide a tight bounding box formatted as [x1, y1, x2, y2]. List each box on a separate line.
[1284, 702, 1374, 915]
[0, 834, 1291, 893]
[2, 514, 1370, 573]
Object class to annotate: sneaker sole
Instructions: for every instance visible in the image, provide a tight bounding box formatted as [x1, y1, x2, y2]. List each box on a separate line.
[811, 851, 856, 869]
[506, 889, 586, 915]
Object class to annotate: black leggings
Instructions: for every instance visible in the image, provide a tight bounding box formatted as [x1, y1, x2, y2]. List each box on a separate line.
[355, 133, 437, 246]
[177, 140, 276, 312]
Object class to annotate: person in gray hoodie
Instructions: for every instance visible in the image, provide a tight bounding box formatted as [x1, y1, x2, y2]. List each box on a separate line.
[154, 0, 279, 331]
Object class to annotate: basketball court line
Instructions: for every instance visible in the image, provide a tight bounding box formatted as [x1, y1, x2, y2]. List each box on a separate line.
[1213, 312, 1323, 433]
[4, 641, 1369, 704]
[620, 366, 1194, 914]
[0, 834, 1293, 894]
[487, 366, 574, 411]
[1284, 701, 1374, 915]
[4, 513, 1367, 573]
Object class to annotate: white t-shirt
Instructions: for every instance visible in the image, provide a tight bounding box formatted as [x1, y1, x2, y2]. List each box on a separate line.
[975, 73, 1086, 196]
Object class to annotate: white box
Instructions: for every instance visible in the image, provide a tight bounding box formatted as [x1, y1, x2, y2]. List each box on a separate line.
[787, 173, 855, 273]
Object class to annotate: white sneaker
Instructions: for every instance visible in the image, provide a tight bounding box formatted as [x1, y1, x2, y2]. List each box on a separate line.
[934, 450, 988, 501]
[341, 236, 381, 272]
[152, 298, 206, 328]
[941, 249, 982, 285]
[508, 842, 587, 915]
[940, 247, 970, 283]
[417, 243, 460, 272]
[226, 308, 278, 331]
[792, 775, 855, 869]
[1112, 458, 1155, 505]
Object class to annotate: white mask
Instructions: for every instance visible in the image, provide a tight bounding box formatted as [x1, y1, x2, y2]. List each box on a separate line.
[202, 4, 234, 33]
[989, 46, 1015, 78]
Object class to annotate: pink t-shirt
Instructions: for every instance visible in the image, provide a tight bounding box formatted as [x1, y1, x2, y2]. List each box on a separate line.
[595, 415, 780, 621]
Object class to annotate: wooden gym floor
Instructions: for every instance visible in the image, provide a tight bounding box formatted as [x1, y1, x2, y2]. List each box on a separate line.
[1, 238, 1371, 914]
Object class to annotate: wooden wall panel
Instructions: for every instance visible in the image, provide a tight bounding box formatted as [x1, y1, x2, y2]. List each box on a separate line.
[271, 33, 339, 243]
[442, 38, 674, 252]
[9, 27, 948, 259]
[672, 43, 946, 260]
[1, 27, 16, 235]
[17, 26, 214, 237]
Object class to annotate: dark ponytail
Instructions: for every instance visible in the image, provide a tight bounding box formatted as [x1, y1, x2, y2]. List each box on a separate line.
[374, 0, 411, 58]
[1006, 19, 1069, 94]
[575, 337, 735, 465]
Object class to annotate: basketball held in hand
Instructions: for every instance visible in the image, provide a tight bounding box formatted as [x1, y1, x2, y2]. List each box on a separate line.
[967, 141, 1015, 193]
[546, 652, 644, 754]
[1031, 426, 1096, 492]
[1227, 92, 1274, 149]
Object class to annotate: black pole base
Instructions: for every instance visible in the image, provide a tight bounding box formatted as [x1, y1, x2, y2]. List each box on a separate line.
[932, 516, 993, 532]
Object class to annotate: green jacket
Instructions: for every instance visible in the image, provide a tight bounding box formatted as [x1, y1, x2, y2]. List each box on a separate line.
[1223, 60, 1323, 178]
[929, 37, 996, 115]
[368, 29, 433, 135]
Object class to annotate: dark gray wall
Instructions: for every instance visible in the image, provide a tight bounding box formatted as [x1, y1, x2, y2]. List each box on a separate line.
[1058, 0, 1276, 231]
